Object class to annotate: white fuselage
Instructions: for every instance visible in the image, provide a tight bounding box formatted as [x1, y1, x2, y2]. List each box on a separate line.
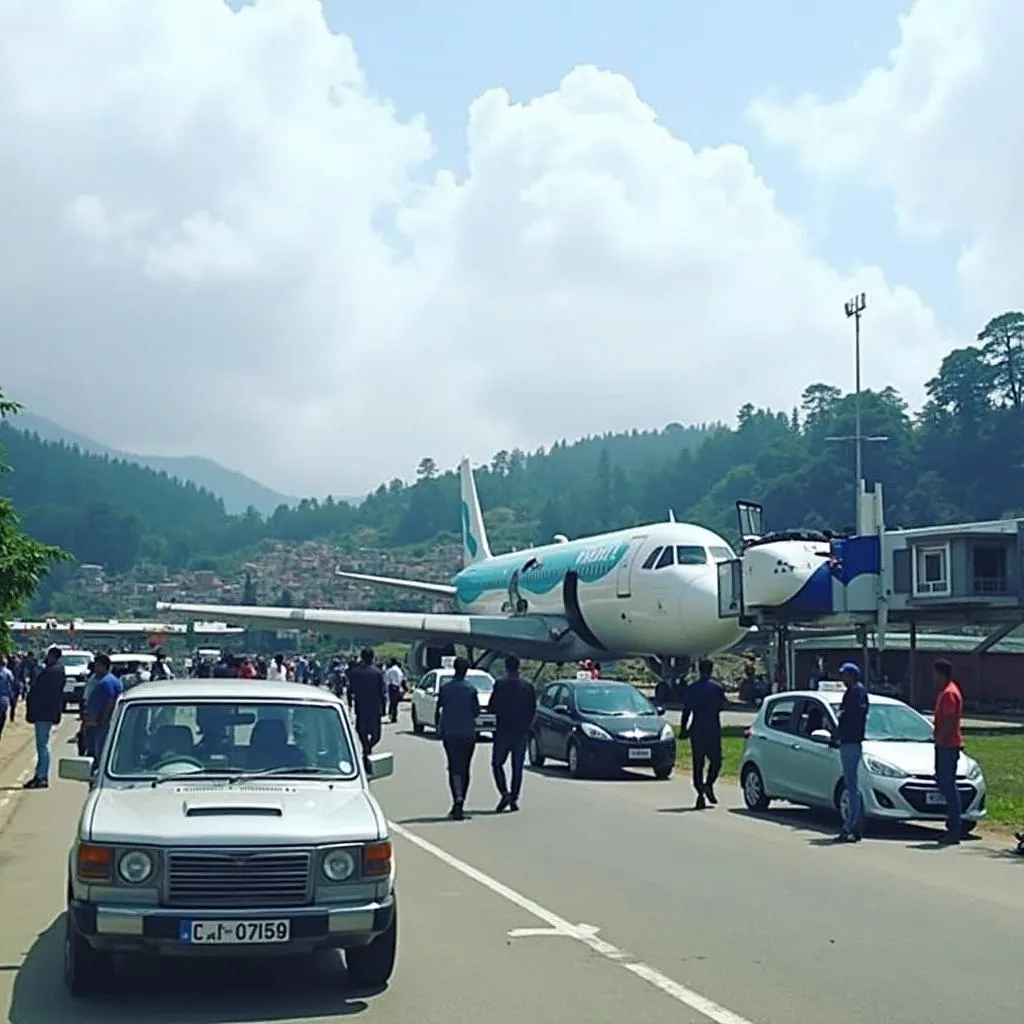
[452, 521, 747, 658]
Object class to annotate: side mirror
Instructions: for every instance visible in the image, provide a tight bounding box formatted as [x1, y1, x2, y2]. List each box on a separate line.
[553, 704, 570, 716]
[655, 705, 665, 716]
[809, 729, 833, 745]
[59, 756, 94, 783]
[367, 752, 394, 781]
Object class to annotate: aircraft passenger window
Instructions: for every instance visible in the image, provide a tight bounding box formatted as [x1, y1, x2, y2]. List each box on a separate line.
[655, 546, 675, 570]
[710, 546, 735, 561]
[676, 546, 708, 565]
[642, 547, 663, 570]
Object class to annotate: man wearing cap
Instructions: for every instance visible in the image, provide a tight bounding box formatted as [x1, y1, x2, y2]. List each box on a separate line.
[833, 661, 869, 842]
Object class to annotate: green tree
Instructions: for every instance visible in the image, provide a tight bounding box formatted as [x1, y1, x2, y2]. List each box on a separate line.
[0, 390, 71, 651]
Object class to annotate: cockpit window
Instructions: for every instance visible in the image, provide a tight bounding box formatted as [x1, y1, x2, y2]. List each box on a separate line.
[655, 546, 675, 569]
[642, 547, 663, 570]
[676, 546, 708, 565]
[710, 545, 735, 561]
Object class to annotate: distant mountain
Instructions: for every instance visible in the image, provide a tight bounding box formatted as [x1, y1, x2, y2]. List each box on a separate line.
[10, 412, 299, 515]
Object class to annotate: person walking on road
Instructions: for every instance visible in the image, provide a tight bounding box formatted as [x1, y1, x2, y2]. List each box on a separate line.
[347, 648, 386, 769]
[384, 658, 405, 724]
[490, 654, 536, 812]
[932, 658, 964, 845]
[0, 655, 15, 743]
[680, 658, 726, 809]
[437, 657, 480, 820]
[83, 653, 123, 760]
[832, 661, 869, 843]
[24, 646, 65, 790]
[266, 653, 288, 682]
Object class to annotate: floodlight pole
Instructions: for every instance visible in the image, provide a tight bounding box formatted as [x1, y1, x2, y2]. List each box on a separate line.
[845, 292, 867, 496]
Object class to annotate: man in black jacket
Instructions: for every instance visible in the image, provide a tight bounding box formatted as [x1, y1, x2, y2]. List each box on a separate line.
[347, 648, 387, 769]
[490, 654, 536, 812]
[24, 646, 65, 790]
[833, 661, 869, 843]
[437, 657, 480, 820]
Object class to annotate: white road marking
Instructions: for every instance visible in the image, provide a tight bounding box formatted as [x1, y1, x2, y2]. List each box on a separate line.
[390, 821, 757, 1024]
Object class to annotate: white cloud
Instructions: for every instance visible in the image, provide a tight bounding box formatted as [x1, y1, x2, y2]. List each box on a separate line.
[0, 0, 949, 497]
[750, 0, 1023, 320]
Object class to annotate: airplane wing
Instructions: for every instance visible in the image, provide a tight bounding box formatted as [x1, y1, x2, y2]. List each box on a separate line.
[334, 570, 457, 598]
[156, 602, 579, 660]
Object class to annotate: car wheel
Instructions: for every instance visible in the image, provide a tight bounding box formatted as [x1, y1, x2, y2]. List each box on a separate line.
[345, 902, 397, 989]
[64, 910, 113, 997]
[527, 733, 545, 768]
[411, 708, 424, 735]
[741, 764, 770, 812]
[567, 739, 585, 779]
[654, 764, 673, 780]
[835, 781, 869, 833]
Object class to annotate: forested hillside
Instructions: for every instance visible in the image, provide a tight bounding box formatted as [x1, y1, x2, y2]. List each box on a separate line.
[3, 310, 1024, 578]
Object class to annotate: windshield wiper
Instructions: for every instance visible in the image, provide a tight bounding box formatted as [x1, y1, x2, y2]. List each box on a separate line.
[150, 768, 233, 788]
[226, 765, 345, 784]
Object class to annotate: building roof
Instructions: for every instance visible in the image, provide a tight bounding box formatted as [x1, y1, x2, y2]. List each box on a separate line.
[792, 632, 1024, 655]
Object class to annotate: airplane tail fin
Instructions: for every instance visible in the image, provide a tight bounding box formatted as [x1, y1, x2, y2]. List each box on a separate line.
[458, 457, 492, 566]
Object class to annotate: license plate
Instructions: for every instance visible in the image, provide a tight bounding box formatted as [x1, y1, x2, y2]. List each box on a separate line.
[925, 791, 946, 806]
[179, 918, 291, 945]
[627, 747, 652, 761]
[476, 716, 496, 729]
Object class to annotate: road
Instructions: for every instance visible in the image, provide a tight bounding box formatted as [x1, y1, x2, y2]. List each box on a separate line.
[0, 712, 1021, 1024]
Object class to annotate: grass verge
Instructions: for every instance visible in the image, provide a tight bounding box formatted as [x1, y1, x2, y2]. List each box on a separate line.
[672, 725, 1024, 830]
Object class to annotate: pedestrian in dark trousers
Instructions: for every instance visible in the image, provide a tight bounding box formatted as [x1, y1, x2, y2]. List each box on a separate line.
[347, 648, 386, 770]
[932, 658, 964, 845]
[0, 655, 14, 742]
[437, 657, 480, 820]
[832, 661, 868, 843]
[680, 658, 726, 810]
[24, 646, 65, 790]
[490, 654, 536, 812]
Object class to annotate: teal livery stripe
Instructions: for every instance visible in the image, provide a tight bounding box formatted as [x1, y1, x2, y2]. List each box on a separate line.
[455, 539, 630, 606]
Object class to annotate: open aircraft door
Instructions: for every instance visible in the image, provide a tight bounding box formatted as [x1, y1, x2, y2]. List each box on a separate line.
[616, 535, 647, 598]
[717, 559, 744, 619]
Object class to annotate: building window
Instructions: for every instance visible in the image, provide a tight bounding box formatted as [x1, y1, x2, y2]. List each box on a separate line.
[972, 545, 1008, 595]
[912, 544, 950, 597]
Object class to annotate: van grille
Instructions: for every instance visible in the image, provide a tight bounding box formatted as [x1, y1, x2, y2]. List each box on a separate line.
[165, 849, 312, 908]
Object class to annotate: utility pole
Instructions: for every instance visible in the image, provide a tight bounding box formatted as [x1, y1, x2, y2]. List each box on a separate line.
[845, 292, 867, 493]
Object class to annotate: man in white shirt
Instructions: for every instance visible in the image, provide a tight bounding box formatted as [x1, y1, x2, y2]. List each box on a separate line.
[266, 654, 288, 681]
[383, 658, 405, 723]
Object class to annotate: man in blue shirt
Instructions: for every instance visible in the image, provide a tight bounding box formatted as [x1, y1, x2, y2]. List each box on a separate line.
[0, 655, 15, 742]
[681, 658, 727, 810]
[437, 658, 481, 820]
[84, 653, 123, 761]
[833, 661, 869, 843]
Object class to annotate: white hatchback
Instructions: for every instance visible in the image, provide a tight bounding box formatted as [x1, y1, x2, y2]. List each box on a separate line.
[409, 668, 496, 736]
[739, 689, 987, 831]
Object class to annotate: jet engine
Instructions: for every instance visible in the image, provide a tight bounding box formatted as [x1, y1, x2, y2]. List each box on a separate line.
[407, 641, 456, 677]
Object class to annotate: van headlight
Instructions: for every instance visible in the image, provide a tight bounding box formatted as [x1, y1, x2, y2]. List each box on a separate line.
[322, 848, 357, 882]
[580, 722, 612, 741]
[117, 849, 154, 884]
[863, 756, 907, 779]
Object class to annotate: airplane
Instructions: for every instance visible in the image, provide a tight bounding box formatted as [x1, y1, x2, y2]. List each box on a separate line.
[158, 457, 751, 682]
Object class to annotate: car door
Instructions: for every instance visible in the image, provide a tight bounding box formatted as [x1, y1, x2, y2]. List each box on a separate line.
[413, 672, 435, 725]
[757, 696, 802, 800]
[548, 685, 576, 759]
[787, 697, 841, 807]
[534, 683, 560, 754]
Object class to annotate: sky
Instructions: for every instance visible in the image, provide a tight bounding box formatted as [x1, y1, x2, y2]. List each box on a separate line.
[0, 0, 1018, 498]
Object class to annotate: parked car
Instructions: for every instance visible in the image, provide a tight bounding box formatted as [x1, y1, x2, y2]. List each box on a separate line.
[739, 686, 987, 831]
[410, 666, 496, 736]
[60, 649, 95, 711]
[529, 678, 675, 779]
[58, 678, 397, 995]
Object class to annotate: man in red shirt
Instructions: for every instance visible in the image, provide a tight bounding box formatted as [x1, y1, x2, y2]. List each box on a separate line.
[932, 658, 964, 845]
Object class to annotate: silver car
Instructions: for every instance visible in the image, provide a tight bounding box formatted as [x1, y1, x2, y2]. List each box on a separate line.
[59, 679, 397, 996]
[739, 688, 987, 831]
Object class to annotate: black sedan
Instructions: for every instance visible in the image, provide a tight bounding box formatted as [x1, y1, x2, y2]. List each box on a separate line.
[528, 679, 676, 779]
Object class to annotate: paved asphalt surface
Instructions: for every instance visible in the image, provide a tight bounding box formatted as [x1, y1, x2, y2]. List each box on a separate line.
[0, 710, 1021, 1024]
